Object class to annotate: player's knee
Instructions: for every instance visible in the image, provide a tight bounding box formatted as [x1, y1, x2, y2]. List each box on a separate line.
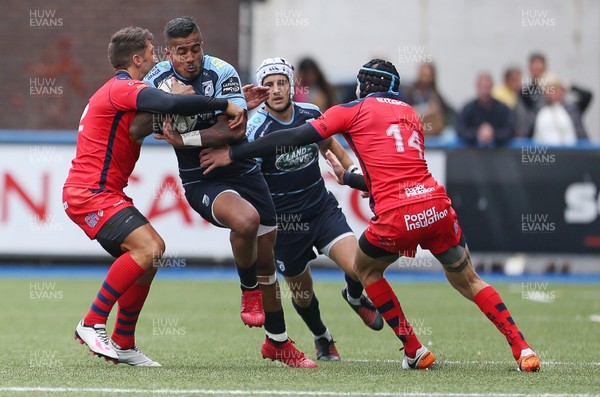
[230, 210, 260, 238]
[135, 235, 166, 267]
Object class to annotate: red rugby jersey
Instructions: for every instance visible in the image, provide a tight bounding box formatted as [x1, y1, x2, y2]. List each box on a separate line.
[310, 93, 448, 216]
[64, 71, 147, 193]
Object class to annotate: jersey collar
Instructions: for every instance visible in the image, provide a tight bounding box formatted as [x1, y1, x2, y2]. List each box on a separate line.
[115, 70, 132, 80]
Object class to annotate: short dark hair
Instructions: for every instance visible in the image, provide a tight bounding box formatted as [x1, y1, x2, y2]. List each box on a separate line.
[504, 66, 521, 81]
[164, 16, 201, 41]
[108, 27, 153, 70]
[528, 52, 546, 65]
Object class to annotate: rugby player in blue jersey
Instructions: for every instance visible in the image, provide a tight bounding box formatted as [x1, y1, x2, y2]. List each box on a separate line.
[132, 17, 315, 368]
[246, 58, 384, 360]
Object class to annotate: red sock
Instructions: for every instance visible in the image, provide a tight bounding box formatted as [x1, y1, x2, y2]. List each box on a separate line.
[84, 252, 146, 326]
[111, 283, 151, 349]
[365, 278, 422, 357]
[474, 286, 530, 359]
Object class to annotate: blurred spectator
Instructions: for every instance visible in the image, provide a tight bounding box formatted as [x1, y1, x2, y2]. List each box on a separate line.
[404, 63, 455, 136]
[294, 57, 336, 110]
[493, 66, 532, 138]
[519, 52, 547, 137]
[457, 73, 514, 147]
[492, 66, 522, 109]
[532, 72, 593, 145]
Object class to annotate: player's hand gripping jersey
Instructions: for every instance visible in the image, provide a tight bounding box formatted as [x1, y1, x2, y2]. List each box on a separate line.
[309, 92, 448, 216]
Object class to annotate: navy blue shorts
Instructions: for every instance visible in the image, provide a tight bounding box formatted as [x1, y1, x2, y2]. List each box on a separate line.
[275, 192, 354, 277]
[184, 170, 277, 232]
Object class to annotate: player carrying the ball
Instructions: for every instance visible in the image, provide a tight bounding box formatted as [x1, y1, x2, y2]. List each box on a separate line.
[198, 59, 541, 372]
[133, 17, 316, 367]
[63, 26, 244, 366]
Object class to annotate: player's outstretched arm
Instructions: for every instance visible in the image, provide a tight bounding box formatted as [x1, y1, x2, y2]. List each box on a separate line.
[324, 150, 368, 192]
[200, 123, 324, 174]
[137, 87, 230, 116]
[319, 138, 355, 171]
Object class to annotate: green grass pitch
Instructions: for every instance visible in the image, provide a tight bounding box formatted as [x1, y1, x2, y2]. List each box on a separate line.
[1, 276, 599, 396]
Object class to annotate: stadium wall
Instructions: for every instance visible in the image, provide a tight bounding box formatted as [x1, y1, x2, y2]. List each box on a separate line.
[0, 0, 240, 131]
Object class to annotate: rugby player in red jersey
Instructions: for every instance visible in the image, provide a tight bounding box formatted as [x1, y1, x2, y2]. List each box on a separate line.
[197, 59, 541, 372]
[63, 26, 244, 366]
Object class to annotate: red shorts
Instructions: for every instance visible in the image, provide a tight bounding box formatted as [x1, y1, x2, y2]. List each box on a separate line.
[364, 198, 462, 257]
[62, 187, 134, 239]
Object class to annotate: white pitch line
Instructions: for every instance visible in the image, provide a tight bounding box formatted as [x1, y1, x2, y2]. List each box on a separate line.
[589, 314, 600, 323]
[346, 359, 600, 366]
[0, 388, 598, 397]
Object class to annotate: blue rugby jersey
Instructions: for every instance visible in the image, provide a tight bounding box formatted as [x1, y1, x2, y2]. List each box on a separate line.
[247, 102, 329, 217]
[143, 56, 258, 185]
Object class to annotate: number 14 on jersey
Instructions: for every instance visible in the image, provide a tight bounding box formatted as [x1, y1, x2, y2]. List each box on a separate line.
[386, 124, 424, 159]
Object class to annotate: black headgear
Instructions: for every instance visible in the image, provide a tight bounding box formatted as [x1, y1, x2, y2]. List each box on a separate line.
[357, 59, 400, 98]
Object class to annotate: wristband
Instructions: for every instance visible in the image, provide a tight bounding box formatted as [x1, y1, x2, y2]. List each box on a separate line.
[342, 171, 352, 186]
[180, 130, 203, 146]
[347, 164, 361, 174]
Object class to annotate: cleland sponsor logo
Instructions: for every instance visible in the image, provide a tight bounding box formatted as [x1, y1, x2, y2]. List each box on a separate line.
[404, 206, 448, 231]
[275, 144, 318, 171]
[404, 184, 435, 198]
[221, 77, 241, 95]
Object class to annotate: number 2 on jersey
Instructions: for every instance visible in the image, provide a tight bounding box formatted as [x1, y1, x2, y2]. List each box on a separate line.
[386, 124, 424, 159]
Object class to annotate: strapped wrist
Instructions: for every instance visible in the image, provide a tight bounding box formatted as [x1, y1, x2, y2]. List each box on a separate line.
[347, 164, 360, 174]
[180, 130, 202, 146]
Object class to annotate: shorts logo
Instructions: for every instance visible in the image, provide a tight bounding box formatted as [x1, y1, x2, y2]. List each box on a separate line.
[85, 212, 100, 228]
[62, 201, 68, 210]
[202, 194, 210, 207]
[404, 184, 435, 198]
[276, 260, 285, 272]
[202, 81, 214, 97]
[404, 205, 448, 231]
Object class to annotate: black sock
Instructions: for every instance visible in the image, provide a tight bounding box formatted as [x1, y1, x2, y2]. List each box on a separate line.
[292, 294, 327, 337]
[265, 309, 287, 344]
[345, 274, 364, 300]
[236, 261, 258, 291]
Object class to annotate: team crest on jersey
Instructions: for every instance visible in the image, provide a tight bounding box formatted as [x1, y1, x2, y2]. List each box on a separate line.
[275, 144, 319, 172]
[85, 212, 100, 228]
[202, 81, 214, 96]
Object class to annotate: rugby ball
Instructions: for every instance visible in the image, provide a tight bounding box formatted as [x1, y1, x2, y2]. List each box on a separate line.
[157, 78, 198, 133]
